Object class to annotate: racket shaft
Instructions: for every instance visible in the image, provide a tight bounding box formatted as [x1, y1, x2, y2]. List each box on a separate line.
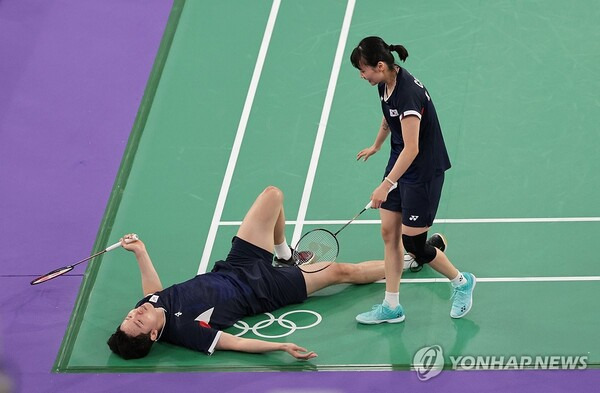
[71, 240, 121, 267]
[71, 249, 106, 267]
[334, 182, 399, 235]
[334, 208, 367, 236]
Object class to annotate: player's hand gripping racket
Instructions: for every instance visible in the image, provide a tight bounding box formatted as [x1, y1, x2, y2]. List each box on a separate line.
[293, 183, 397, 272]
[30, 234, 138, 285]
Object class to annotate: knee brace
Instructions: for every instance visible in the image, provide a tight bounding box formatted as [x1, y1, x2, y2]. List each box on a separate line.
[402, 232, 437, 265]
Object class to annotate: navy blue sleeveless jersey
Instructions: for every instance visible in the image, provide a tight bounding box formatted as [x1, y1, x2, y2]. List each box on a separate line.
[136, 272, 251, 355]
[135, 238, 307, 355]
[378, 67, 451, 183]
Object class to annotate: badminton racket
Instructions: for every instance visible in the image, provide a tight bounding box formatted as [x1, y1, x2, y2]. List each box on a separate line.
[30, 234, 137, 285]
[293, 183, 397, 272]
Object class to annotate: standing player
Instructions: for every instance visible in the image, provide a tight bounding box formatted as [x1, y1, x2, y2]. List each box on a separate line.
[349, 36, 476, 323]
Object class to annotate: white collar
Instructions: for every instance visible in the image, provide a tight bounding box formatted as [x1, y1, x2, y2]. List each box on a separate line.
[156, 307, 167, 341]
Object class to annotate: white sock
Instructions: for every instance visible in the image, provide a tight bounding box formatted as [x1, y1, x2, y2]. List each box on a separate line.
[274, 240, 291, 260]
[384, 291, 399, 308]
[450, 272, 466, 287]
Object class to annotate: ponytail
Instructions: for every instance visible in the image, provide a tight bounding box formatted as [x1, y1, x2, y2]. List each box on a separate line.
[388, 44, 409, 62]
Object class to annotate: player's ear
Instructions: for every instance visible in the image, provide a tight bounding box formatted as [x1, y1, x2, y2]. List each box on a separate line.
[150, 328, 159, 341]
[377, 61, 386, 72]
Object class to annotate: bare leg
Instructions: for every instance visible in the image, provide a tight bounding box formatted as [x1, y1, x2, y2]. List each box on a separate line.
[273, 204, 286, 246]
[402, 225, 459, 279]
[301, 260, 385, 295]
[380, 209, 403, 292]
[429, 250, 459, 279]
[236, 186, 286, 253]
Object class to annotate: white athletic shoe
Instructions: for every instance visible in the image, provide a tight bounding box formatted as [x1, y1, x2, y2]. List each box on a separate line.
[403, 254, 418, 271]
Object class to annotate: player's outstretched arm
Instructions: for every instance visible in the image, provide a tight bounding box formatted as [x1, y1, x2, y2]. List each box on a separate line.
[215, 332, 317, 360]
[120, 234, 163, 295]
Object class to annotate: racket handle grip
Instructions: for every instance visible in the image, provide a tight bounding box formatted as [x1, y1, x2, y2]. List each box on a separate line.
[106, 233, 138, 251]
[105, 241, 122, 252]
[365, 181, 398, 209]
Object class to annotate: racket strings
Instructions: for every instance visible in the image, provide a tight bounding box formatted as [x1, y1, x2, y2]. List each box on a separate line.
[293, 229, 339, 265]
[30, 266, 74, 285]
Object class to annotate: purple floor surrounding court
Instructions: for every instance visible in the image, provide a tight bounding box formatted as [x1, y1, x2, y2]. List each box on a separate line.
[1, 1, 598, 392]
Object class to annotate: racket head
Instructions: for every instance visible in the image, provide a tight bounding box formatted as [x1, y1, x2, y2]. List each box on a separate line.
[30, 265, 74, 285]
[293, 228, 339, 265]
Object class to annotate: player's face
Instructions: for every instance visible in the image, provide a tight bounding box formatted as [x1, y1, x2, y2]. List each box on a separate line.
[358, 61, 385, 85]
[120, 302, 161, 338]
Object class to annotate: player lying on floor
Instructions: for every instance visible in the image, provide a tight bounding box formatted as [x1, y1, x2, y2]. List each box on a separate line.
[108, 186, 385, 360]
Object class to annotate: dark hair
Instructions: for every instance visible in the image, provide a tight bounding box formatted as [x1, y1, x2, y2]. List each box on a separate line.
[350, 36, 408, 70]
[107, 326, 154, 360]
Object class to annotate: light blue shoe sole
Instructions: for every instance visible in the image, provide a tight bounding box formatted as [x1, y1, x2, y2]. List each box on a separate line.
[356, 314, 406, 325]
[451, 274, 477, 319]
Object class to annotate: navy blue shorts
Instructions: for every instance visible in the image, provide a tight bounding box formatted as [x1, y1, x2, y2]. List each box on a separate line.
[380, 172, 445, 228]
[212, 237, 308, 311]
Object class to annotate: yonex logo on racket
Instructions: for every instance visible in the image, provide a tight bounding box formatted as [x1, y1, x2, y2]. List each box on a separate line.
[232, 310, 322, 339]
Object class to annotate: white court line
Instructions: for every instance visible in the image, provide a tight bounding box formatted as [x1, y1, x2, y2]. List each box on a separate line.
[219, 217, 600, 226]
[375, 276, 600, 284]
[435, 217, 600, 224]
[291, 0, 356, 246]
[197, 0, 281, 274]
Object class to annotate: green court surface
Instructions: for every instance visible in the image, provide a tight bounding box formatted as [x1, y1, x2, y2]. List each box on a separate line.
[55, 0, 600, 372]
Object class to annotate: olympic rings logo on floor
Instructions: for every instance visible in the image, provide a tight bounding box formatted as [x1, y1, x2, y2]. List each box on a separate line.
[232, 310, 322, 338]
